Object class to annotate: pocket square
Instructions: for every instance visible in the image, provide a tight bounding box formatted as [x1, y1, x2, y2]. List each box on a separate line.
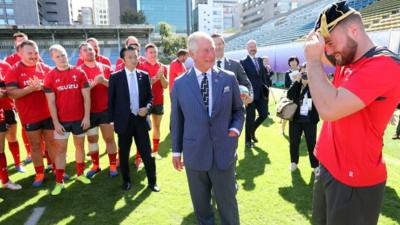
[223, 86, 230, 93]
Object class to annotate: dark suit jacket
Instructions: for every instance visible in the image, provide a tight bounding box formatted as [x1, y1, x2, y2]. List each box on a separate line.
[240, 55, 271, 101]
[286, 81, 319, 124]
[108, 68, 152, 134]
[224, 57, 253, 96]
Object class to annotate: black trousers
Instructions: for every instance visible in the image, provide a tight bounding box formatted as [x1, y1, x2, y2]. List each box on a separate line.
[312, 165, 385, 225]
[117, 113, 156, 185]
[396, 115, 400, 135]
[289, 121, 319, 168]
[245, 97, 268, 142]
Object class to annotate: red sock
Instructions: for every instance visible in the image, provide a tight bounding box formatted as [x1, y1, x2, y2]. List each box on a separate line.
[90, 152, 100, 168]
[34, 165, 44, 175]
[8, 141, 21, 166]
[76, 162, 85, 176]
[21, 128, 31, 155]
[135, 149, 141, 161]
[55, 169, 64, 183]
[152, 139, 160, 153]
[108, 153, 117, 166]
[0, 153, 9, 184]
[44, 150, 52, 165]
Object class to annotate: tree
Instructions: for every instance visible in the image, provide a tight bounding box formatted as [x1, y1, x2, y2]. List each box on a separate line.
[159, 22, 172, 39]
[120, 9, 146, 24]
[157, 22, 187, 64]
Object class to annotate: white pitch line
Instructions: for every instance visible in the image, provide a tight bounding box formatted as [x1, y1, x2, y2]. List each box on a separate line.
[24, 207, 45, 225]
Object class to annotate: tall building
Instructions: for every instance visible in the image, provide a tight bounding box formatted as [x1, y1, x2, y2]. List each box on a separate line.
[214, 0, 239, 31]
[0, 0, 39, 25]
[37, 0, 73, 25]
[240, 0, 316, 30]
[108, 0, 120, 25]
[93, 0, 108, 25]
[137, 0, 189, 34]
[0, 0, 73, 25]
[119, 0, 137, 15]
[78, 7, 93, 25]
[92, 0, 120, 25]
[193, 0, 224, 34]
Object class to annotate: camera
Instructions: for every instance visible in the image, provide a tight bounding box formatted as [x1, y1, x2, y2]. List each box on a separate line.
[301, 72, 308, 80]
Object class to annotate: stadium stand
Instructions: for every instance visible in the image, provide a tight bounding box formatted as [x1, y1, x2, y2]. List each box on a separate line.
[225, 0, 380, 51]
[361, 0, 400, 32]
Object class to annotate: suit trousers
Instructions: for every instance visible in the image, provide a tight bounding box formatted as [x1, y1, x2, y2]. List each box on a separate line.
[117, 113, 156, 185]
[245, 98, 268, 142]
[288, 121, 319, 168]
[396, 114, 400, 135]
[185, 162, 239, 225]
[312, 165, 385, 225]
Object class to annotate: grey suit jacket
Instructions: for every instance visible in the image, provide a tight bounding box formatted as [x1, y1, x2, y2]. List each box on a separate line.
[224, 57, 253, 96]
[171, 67, 245, 171]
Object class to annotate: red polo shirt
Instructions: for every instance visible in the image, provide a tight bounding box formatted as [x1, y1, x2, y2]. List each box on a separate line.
[314, 47, 400, 187]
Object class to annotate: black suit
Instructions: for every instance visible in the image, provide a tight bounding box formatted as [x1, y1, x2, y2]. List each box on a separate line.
[286, 81, 319, 168]
[108, 68, 156, 186]
[240, 55, 271, 143]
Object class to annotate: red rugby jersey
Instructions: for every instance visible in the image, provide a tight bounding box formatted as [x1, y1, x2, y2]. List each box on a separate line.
[5, 62, 51, 125]
[138, 61, 167, 105]
[168, 58, 186, 94]
[0, 61, 14, 110]
[315, 47, 400, 187]
[44, 66, 89, 122]
[79, 63, 112, 113]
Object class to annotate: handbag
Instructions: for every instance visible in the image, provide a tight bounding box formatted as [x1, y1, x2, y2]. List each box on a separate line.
[276, 97, 298, 121]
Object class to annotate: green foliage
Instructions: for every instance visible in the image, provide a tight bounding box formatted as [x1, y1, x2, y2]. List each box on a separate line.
[120, 9, 146, 24]
[157, 22, 187, 64]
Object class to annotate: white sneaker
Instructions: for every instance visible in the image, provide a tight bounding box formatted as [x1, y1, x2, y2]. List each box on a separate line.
[3, 181, 22, 190]
[313, 167, 320, 176]
[289, 163, 298, 172]
[152, 152, 162, 160]
[137, 162, 144, 170]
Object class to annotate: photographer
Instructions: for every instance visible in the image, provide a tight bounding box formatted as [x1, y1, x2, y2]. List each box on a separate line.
[286, 63, 319, 173]
[282, 56, 301, 135]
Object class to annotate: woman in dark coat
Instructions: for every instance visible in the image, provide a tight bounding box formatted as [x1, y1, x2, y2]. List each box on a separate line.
[286, 63, 319, 174]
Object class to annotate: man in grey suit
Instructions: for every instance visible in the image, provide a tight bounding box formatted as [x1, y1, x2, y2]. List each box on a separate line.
[211, 33, 253, 106]
[171, 32, 245, 225]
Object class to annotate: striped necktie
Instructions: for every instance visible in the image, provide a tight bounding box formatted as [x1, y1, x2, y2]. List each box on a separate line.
[200, 73, 209, 111]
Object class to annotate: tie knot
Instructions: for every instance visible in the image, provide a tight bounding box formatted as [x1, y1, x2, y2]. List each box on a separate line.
[202, 72, 207, 77]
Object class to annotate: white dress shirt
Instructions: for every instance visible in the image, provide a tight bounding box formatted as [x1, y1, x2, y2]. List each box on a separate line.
[125, 67, 139, 115]
[194, 66, 213, 117]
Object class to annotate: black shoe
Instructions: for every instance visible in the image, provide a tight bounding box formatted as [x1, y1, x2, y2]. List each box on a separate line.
[251, 135, 258, 143]
[245, 142, 254, 148]
[148, 184, 160, 192]
[122, 182, 132, 191]
[392, 134, 399, 140]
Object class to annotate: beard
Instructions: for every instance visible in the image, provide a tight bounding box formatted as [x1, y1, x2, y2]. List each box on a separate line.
[326, 35, 358, 66]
